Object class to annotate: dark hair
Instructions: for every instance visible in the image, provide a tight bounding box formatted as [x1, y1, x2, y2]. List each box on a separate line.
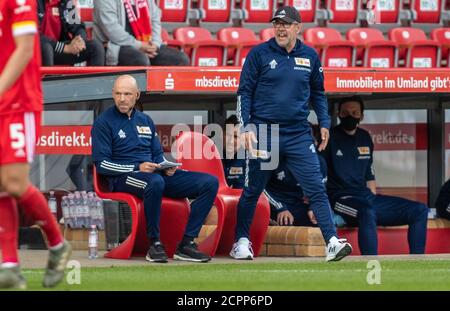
[225, 114, 239, 126]
[337, 95, 365, 114]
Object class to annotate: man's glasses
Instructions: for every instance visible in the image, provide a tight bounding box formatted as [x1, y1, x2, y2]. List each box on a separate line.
[272, 21, 298, 29]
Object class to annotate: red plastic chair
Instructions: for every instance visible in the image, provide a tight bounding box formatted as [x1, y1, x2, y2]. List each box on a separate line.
[93, 166, 190, 259]
[74, 0, 93, 39]
[173, 27, 226, 66]
[159, 0, 190, 22]
[411, 0, 442, 24]
[283, 0, 317, 23]
[175, 131, 270, 257]
[217, 27, 262, 65]
[370, 0, 401, 24]
[244, 0, 275, 23]
[347, 28, 397, 67]
[259, 27, 275, 41]
[389, 27, 440, 67]
[161, 28, 184, 50]
[431, 28, 450, 67]
[199, 0, 233, 23]
[325, 0, 359, 23]
[304, 27, 355, 67]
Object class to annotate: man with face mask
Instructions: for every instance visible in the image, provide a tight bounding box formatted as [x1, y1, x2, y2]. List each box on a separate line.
[323, 96, 428, 255]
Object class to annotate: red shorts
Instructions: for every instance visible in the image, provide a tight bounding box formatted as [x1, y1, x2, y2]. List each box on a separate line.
[0, 112, 41, 165]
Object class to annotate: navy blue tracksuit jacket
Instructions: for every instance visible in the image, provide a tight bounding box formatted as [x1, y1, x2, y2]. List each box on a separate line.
[91, 106, 218, 240]
[435, 179, 450, 220]
[234, 38, 336, 243]
[324, 124, 428, 254]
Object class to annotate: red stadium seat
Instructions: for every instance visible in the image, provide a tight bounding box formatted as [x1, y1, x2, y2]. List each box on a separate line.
[325, 0, 359, 23]
[161, 28, 184, 50]
[173, 27, 226, 66]
[244, 0, 275, 23]
[347, 28, 397, 67]
[389, 27, 440, 67]
[175, 131, 270, 257]
[77, 0, 93, 22]
[159, 0, 190, 22]
[431, 28, 450, 66]
[359, 0, 414, 25]
[217, 27, 262, 65]
[282, 0, 317, 23]
[259, 27, 275, 41]
[74, 0, 93, 39]
[411, 0, 442, 24]
[93, 167, 191, 259]
[199, 0, 233, 23]
[303, 27, 355, 67]
[373, 0, 401, 24]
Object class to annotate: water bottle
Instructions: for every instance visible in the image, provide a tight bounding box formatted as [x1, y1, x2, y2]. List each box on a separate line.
[96, 197, 105, 230]
[87, 192, 96, 228]
[69, 193, 79, 228]
[88, 225, 98, 259]
[74, 191, 84, 228]
[81, 191, 90, 227]
[61, 195, 72, 228]
[48, 191, 58, 220]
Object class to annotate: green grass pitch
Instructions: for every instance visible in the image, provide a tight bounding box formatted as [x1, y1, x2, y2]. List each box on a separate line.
[19, 259, 450, 291]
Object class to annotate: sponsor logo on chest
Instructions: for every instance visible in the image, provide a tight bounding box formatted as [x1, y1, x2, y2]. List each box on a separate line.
[136, 126, 152, 135]
[118, 129, 126, 139]
[295, 57, 310, 67]
[357, 146, 371, 160]
[229, 167, 243, 175]
[357, 146, 370, 155]
[269, 59, 278, 69]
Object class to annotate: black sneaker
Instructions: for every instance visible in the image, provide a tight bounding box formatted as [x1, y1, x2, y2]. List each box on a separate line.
[145, 241, 168, 263]
[173, 241, 211, 263]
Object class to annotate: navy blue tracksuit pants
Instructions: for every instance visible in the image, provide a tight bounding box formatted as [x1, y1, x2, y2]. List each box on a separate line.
[111, 170, 218, 240]
[236, 125, 337, 242]
[331, 191, 428, 255]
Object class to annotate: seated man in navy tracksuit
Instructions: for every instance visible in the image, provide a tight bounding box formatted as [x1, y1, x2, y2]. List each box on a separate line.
[91, 75, 218, 263]
[435, 179, 450, 220]
[323, 95, 428, 255]
[223, 115, 246, 190]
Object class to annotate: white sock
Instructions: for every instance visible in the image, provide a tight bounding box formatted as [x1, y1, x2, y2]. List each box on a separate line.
[238, 237, 249, 244]
[2, 262, 19, 268]
[329, 236, 339, 244]
[49, 242, 64, 251]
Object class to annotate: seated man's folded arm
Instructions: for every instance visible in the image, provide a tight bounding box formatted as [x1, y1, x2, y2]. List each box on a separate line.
[91, 120, 138, 176]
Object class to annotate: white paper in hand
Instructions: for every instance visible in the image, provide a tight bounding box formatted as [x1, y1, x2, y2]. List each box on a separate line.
[158, 160, 182, 170]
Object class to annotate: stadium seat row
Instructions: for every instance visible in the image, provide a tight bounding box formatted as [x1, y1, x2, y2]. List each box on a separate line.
[77, 0, 450, 29]
[75, 1, 449, 68]
[163, 26, 450, 68]
[156, 0, 450, 26]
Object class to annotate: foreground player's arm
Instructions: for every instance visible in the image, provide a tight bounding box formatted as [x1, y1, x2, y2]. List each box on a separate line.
[0, 34, 35, 97]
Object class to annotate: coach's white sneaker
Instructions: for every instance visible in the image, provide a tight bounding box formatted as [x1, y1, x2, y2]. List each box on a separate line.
[230, 237, 254, 260]
[326, 237, 352, 262]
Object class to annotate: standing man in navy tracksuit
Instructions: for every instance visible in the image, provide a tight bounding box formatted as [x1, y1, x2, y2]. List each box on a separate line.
[324, 96, 428, 255]
[91, 75, 218, 263]
[231, 6, 352, 262]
